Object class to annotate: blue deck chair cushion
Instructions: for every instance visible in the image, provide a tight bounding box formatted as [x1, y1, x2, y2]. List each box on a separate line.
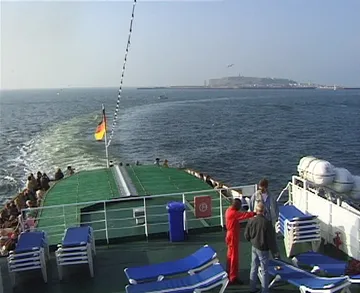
[293, 251, 347, 276]
[350, 275, 360, 283]
[15, 231, 45, 253]
[125, 263, 226, 293]
[124, 245, 217, 283]
[62, 226, 91, 247]
[269, 259, 349, 290]
[279, 205, 317, 221]
[293, 252, 360, 283]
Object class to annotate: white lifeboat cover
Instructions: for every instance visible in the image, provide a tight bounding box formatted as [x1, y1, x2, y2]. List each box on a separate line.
[297, 156, 317, 177]
[349, 175, 360, 200]
[330, 167, 354, 193]
[305, 159, 335, 186]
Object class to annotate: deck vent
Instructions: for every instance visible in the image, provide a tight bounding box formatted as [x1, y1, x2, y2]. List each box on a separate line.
[133, 207, 145, 225]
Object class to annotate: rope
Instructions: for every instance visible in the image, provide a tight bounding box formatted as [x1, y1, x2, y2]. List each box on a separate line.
[107, 0, 137, 148]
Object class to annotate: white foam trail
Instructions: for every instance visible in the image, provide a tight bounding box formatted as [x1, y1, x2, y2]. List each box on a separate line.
[20, 112, 107, 179]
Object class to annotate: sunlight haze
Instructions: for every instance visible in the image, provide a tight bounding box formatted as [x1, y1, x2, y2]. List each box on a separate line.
[1, 0, 360, 89]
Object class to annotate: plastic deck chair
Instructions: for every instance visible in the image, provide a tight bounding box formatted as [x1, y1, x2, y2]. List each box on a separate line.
[258, 259, 352, 293]
[55, 226, 96, 280]
[125, 263, 228, 293]
[7, 231, 49, 286]
[124, 244, 218, 284]
[292, 251, 360, 284]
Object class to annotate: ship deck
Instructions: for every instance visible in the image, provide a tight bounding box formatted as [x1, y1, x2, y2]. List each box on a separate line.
[36, 165, 223, 245]
[4, 166, 360, 292]
[2, 229, 359, 293]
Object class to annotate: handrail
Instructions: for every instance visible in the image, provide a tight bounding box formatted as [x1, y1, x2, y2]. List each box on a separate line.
[22, 184, 252, 212]
[21, 184, 257, 245]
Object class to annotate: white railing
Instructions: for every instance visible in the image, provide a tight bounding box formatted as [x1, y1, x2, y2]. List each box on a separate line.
[21, 184, 257, 245]
[282, 176, 360, 260]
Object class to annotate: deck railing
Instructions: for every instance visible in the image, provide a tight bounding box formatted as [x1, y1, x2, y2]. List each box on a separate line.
[20, 184, 257, 245]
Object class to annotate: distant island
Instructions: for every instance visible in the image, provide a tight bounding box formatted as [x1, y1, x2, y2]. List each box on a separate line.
[137, 75, 359, 90]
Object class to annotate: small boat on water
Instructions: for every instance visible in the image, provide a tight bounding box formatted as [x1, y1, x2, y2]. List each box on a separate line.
[158, 94, 168, 100]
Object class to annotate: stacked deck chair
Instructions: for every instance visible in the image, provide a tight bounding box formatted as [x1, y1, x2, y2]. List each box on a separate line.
[55, 226, 96, 280]
[124, 245, 228, 293]
[276, 205, 321, 257]
[292, 251, 360, 284]
[258, 258, 352, 293]
[7, 231, 49, 286]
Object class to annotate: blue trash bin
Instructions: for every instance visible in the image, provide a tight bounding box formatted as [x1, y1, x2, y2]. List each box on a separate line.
[167, 202, 186, 242]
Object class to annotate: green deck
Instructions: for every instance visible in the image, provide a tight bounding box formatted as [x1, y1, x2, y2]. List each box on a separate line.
[36, 168, 120, 244]
[36, 166, 226, 245]
[125, 165, 213, 195]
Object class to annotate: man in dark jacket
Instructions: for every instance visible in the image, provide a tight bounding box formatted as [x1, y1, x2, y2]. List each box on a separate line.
[245, 202, 279, 293]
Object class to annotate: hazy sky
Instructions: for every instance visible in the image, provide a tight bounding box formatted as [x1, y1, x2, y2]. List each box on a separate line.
[1, 0, 360, 89]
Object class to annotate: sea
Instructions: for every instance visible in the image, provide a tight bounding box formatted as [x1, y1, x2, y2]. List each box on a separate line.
[0, 88, 359, 204]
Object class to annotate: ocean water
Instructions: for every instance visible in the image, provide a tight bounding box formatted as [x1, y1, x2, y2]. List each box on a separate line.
[0, 88, 359, 203]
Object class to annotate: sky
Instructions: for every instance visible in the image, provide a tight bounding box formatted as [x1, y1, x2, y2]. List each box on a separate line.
[1, 0, 360, 89]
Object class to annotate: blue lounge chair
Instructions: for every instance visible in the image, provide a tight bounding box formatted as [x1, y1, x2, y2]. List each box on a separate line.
[55, 226, 96, 280]
[259, 259, 352, 292]
[279, 205, 317, 221]
[124, 244, 218, 284]
[7, 231, 49, 286]
[292, 251, 360, 284]
[277, 205, 321, 257]
[125, 263, 228, 293]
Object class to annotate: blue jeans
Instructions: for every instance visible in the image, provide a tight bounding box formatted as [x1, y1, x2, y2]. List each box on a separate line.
[250, 246, 269, 293]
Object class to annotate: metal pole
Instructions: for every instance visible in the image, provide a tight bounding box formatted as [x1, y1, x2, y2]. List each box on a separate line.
[219, 190, 224, 227]
[103, 104, 110, 168]
[103, 202, 109, 244]
[143, 198, 148, 238]
[182, 194, 188, 232]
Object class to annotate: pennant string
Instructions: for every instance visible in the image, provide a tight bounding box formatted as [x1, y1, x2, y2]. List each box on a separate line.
[107, 0, 137, 148]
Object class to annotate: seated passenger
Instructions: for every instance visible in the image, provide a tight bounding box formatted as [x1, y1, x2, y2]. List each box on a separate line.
[14, 196, 26, 211]
[0, 229, 19, 256]
[30, 173, 38, 190]
[163, 159, 169, 167]
[36, 189, 45, 200]
[40, 174, 50, 191]
[25, 200, 37, 218]
[66, 166, 75, 176]
[36, 171, 42, 189]
[54, 168, 64, 181]
[26, 175, 36, 192]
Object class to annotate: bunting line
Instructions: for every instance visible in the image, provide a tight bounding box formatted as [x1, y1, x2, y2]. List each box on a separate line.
[107, 0, 137, 148]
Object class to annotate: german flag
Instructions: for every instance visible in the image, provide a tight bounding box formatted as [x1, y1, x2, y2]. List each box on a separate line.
[94, 106, 107, 141]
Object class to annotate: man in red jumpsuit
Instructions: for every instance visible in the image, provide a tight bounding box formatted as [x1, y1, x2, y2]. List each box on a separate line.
[225, 198, 256, 285]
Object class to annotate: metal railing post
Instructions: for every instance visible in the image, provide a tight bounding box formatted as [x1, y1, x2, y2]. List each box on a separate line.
[143, 197, 148, 238]
[103, 201, 109, 244]
[182, 193, 188, 232]
[219, 190, 224, 227]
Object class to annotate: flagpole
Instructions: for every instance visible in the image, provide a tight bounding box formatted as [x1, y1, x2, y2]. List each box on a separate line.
[102, 104, 110, 168]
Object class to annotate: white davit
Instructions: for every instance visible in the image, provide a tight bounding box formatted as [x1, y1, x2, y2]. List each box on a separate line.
[303, 158, 335, 186]
[349, 175, 360, 200]
[329, 167, 354, 193]
[297, 156, 317, 177]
